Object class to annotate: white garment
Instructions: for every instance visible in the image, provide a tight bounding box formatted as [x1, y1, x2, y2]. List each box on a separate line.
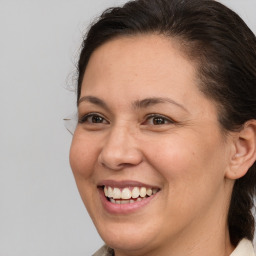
[93, 238, 255, 256]
[230, 239, 255, 256]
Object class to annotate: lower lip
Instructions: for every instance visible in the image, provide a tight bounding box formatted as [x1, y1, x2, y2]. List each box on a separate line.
[99, 189, 158, 214]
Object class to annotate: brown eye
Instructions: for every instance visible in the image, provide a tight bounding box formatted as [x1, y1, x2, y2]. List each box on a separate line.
[79, 113, 108, 124]
[91, 115, 104, 123]
[143, 114, 174, 126]
[152, 117, 166, 125]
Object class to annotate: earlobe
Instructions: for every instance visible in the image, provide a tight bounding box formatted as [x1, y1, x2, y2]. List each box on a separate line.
[225, 120, 256, 180]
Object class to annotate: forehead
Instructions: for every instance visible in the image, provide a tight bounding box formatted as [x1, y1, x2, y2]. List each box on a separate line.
[81, 34, 199, 96]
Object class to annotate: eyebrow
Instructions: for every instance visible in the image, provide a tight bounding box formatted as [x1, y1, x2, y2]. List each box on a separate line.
[78, 96, 110, 111]
[78, 95, 188, 112]
[132, 97, 188, 112]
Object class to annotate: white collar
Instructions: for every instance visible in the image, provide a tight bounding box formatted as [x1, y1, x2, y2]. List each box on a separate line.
[230, 239, 255, 256]
[93, 239, 255, 256]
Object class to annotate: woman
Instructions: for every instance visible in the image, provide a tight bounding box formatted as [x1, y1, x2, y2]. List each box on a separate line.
[69, 0, 256, 255]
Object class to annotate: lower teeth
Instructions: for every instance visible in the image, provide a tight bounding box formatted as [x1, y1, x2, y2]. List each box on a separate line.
[108, 196, 149, 204]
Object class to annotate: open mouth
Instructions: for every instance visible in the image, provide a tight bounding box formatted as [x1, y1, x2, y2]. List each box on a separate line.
[101, 185, 160, 204]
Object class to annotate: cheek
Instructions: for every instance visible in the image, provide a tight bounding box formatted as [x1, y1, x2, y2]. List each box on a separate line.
[69, 133, 101, 215]
[144, 133, 228, 225]
[145, 131, 227, 190]
[69, 132, 99, 180]
[144, 134, 199, 176]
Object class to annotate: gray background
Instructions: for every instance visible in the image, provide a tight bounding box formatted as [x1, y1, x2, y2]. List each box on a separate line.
[0, 1, 255, 255]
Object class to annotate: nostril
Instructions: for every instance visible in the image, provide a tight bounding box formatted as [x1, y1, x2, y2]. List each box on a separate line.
[98, 150, 143, 171]
[97, 132, 143, 170]
[98, 155, 132, 171]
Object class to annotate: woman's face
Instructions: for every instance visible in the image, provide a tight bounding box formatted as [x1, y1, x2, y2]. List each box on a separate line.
[70, 35, 233, 255]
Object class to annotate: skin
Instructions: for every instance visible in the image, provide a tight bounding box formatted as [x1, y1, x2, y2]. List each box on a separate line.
[70, 34, 241, 256]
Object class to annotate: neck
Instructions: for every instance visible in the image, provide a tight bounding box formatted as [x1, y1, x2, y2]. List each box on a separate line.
[114, 225, 234, 256]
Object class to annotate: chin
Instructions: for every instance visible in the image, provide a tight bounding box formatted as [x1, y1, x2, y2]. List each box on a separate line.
[96, 221, 159, 252]
[102, 233, 154, 253]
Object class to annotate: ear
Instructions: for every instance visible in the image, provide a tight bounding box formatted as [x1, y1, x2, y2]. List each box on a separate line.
[225, 120, 256, 180]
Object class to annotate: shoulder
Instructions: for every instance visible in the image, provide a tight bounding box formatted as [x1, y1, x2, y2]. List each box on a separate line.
[230, 239, 255, 256]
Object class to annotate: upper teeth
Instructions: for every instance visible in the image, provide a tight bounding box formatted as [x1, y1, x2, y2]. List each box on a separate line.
[104, 186, 158, 200]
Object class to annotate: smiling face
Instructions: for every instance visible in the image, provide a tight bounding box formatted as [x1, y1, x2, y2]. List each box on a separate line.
[70, 35, 235, 256]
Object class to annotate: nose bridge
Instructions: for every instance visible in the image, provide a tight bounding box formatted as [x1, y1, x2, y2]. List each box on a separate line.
[105, 123, 129, 152]
[98, 121, 142, 170]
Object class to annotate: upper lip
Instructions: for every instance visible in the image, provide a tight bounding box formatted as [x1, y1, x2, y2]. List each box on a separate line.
[97, 180, 160, 189]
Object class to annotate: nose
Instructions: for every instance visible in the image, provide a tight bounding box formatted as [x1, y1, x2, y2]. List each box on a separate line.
[98, 125, 143, 170]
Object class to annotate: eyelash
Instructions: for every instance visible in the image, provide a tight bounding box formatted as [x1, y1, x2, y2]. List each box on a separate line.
[79, 113, 175, 126]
